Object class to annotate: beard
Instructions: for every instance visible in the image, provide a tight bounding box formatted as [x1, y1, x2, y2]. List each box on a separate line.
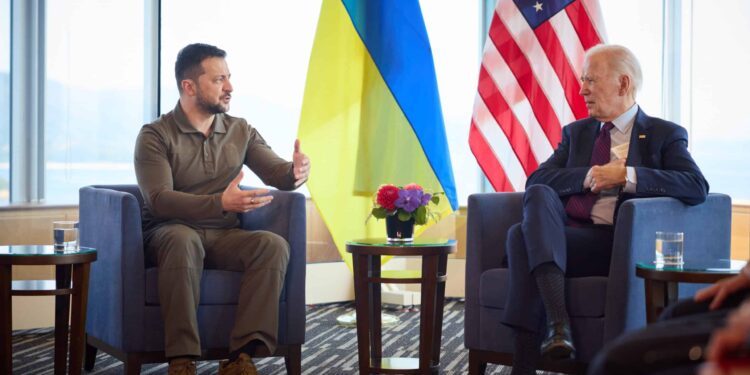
[195, 91, 229, 114]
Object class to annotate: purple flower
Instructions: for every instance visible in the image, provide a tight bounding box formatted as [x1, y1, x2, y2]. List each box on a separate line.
[394, 188, 424, 213]
[421, 193, 432, 206]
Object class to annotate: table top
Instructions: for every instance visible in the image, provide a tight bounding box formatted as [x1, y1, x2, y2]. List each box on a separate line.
[636, 259, 744, 283]
[636, 259, 745, 273]
[348, 238, 456, 247]
[0, 245, 97, 265]
[346, 238, 456, 256]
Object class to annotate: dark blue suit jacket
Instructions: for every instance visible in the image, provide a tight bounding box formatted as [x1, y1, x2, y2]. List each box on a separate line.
[527, 108, 709, 209]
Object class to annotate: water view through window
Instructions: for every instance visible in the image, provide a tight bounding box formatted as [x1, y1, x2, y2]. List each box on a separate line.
[44, 0, 145, 203]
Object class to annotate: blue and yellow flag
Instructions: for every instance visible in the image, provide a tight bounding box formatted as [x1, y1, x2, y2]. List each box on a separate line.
[298, 0, 457, 267]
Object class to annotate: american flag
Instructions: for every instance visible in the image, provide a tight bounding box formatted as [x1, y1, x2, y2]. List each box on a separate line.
[469, 0, 607, 192]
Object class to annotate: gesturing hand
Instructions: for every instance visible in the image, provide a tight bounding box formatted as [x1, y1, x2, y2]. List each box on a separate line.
[293, 139, 311, 187]
[694, 263, 750, 310]
[221, 170, 273, 213]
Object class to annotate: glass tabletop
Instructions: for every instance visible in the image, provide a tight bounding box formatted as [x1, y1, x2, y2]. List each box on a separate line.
[0, 244, 97, 256]
[636, 259, 745, 273]
[347, 238, 456, 247]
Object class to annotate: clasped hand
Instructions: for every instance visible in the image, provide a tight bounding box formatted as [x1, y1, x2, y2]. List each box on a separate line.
[221, 170, 273, 213]
[589, 159, 626, 193]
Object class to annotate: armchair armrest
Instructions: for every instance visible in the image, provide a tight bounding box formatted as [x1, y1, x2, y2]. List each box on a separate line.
[238, 186, 307, 344]
[603, 193, 732, 342]
[79, 186, 146, 351]
[238, 187, 305, 238]
[465, 192, 524, 349]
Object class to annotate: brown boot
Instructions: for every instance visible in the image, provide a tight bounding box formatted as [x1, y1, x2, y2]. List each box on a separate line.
[167, 358, 196, 375]
[218, 353, 258, 375]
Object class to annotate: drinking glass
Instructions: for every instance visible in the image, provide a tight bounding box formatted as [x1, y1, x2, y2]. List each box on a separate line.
[53, 221, 79, 251]
[655, 231, 684, 266]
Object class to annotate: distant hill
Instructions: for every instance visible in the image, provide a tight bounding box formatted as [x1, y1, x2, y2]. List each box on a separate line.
[0, 71, 143, 164]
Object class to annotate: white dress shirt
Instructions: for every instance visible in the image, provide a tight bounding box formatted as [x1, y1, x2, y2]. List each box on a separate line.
[588, 104, 639, 225]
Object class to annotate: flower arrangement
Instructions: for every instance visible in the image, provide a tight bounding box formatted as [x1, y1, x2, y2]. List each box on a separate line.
[369, 183, 442, 225]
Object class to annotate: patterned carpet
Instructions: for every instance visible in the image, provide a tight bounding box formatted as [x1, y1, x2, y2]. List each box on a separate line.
[10, 299, 538, 374]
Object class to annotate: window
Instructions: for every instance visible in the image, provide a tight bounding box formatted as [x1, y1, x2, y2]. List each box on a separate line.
[44, 0, 145, 203]
[160, 0, 320, 194]
[689, 0, 750, 201]
[0, 0, 9, 203]
[422, 1, 480, 205]
[600, 0, 664, 117]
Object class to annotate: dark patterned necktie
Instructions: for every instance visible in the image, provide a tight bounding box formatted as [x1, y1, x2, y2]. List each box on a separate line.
[565, 122, 615, 222]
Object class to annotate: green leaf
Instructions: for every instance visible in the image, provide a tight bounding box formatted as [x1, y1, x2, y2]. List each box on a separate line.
[431, 195, 440, 204]
[371, 207, 389, 219]
[415, 205, 427, 225]
[397, 210, 411, 221]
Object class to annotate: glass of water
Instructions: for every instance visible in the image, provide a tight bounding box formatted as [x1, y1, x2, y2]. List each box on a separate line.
[655, 231, 684, 266]
[53, 221, 79, 251]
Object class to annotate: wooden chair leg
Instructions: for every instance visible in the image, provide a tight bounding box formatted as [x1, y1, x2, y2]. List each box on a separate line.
[124, 355, 142, 375]
[469, 350, 487, 375]
[83, 339, 97, 371]
[284, 344, 302, 375]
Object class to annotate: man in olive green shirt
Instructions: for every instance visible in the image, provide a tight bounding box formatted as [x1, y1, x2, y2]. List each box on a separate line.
[134, 43, 310, 375]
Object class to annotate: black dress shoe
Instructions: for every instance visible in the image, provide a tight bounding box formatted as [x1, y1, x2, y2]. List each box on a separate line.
[540, 321, 575, 360]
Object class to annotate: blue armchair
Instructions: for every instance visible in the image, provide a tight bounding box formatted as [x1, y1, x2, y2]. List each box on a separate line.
[79, 185, 306, 374]
[465, 192, 731, 374]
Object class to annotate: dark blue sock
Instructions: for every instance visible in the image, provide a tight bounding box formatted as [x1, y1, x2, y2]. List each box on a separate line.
[533, 262, 570, 325]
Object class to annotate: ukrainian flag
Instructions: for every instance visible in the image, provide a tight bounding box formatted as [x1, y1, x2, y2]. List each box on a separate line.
[298, 0, 457, 267]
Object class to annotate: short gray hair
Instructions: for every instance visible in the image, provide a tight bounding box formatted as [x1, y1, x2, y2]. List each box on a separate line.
[586, 44, 643, 98]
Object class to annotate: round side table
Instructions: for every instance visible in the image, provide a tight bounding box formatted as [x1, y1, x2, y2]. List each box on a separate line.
[635, 259, 744, 323]
[346, 238, 456, 374]
[0, 245, 97, 375]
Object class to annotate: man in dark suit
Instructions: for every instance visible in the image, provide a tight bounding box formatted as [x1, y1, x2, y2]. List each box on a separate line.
[502, 44, 709, 375]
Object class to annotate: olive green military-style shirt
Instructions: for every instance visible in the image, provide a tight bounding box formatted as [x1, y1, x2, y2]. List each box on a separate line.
[134, 102, 296, 231]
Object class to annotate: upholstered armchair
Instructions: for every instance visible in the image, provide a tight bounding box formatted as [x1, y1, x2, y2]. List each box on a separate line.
[79, 184, 306, 375]
[465, 192, 732, 374]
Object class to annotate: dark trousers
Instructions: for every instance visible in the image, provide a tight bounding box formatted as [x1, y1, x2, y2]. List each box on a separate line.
[587, 289, 750, 375]
[144, 224, 289, 358]
[501, 184, 614, 332]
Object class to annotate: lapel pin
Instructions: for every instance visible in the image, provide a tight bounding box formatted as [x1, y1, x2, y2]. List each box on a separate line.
[638, 134, 646, 139]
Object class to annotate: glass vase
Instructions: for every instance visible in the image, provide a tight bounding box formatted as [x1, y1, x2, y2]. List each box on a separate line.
[385, 215, 415, 242]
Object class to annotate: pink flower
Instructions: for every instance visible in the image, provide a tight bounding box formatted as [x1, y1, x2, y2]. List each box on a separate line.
[403, 183, 423, 191]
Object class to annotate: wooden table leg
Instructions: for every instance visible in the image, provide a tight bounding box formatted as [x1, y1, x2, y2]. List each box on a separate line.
[643, 278, 661, 324]
[644, 278, 672, 324]
[353, 254, 371, 374]
[431, 254, 449, 366]
[55, 264, 72, 375]
[68, 263, 91, 375]
[666, 281, 679, 307]
[0, 264, 12, 375]
[419, 255, 439, 372]
[370, 255, 382, 362]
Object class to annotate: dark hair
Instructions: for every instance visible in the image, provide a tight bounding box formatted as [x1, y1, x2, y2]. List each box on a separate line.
[174, 43, 227, 93]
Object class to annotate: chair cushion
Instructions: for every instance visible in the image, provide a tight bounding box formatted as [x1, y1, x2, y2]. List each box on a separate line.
[479, 268, 608, 318]
[146, 268, 242, 305]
